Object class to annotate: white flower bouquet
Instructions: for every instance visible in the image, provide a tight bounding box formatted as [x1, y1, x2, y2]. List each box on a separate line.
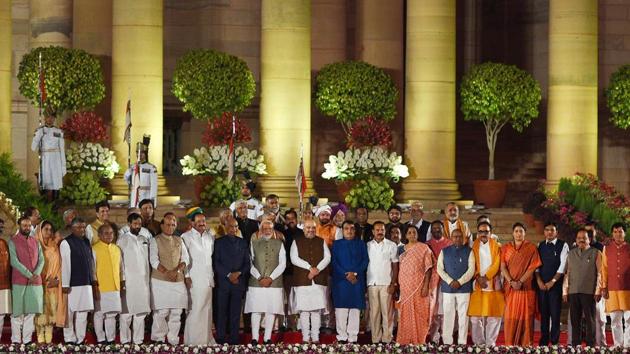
[180, 146, 268, 176]
[322, 146, 409, 182]
[65, 142, 120, 179]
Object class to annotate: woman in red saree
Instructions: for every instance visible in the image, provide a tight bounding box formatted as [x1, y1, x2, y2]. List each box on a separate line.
[500, 222, 542, 346]
[396, 226, 439, 344]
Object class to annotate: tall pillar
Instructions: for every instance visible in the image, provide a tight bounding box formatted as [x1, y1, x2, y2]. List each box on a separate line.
[111, 0, 163, 173]
[73, 0, 112, 56]
[546, 0, 597, 184]
[259, 0, 312, 205]
[0, 1, 11, 154]
[355, 0, 403, 71]
[400, 0, 461, 201]
[311, 0, 346, 70]
[28, 0, 72, 181]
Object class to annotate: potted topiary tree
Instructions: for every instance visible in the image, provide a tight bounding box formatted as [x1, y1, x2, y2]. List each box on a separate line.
[605, 64, 630, 129]
[172, 49, 262, 205]
[18, 46, 106, 117]
[460, 62, 542, 208]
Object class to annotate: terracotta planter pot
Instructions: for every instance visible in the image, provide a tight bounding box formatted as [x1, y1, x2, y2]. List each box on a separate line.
[193, 175, 213, 203]
[336, 181, 355, 202]
[534, 220, 545, 235]
[523, 213, 536, 230]
[472, 180, 508, 208]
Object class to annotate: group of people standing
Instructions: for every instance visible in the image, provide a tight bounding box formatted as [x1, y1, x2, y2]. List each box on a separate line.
[0, 195, 628, 349]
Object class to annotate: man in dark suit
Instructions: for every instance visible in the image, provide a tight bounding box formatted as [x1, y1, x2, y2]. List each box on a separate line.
[213, 217, 251, 345]
[354, 206, 373, 242]
[402, 201, 431, 243]
[235, 200, 259, 245]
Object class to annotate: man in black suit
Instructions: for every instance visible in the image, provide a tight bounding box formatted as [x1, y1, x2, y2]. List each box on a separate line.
[354, 206, 373, 242]
[235, 200, 259, 245]
[403, 201, 431, 243]
[213, 217, 251, 345]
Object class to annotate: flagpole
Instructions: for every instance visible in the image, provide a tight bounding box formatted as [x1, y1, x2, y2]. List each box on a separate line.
[126, 93, 132, 199]
[37, 52, 44, 191]
[298, 143, 304, 224]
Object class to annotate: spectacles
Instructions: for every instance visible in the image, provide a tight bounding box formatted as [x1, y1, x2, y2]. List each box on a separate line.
[477, 230, 490, 234]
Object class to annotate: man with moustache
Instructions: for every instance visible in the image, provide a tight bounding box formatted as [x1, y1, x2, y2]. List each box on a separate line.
[354, 207, 373, 243]
[385, 205, 403, 239]
[229, 181, 263, 221]
[443, 202, 472, 245]
[403, 202, 431, 242]
[235, 200, 259, 245]
[315, 205, 338, 248]
[139, 199, 161, 237]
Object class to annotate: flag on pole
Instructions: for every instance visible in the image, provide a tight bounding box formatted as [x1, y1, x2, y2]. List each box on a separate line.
[227, 115, 236, 182]
[131, 147, 142, 207]
[38, 53, 47, 117]
[295, 145, 307, 200]
[123, 99, 132, 143]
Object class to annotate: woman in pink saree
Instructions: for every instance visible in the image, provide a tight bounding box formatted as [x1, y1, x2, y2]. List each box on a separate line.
[396, 226, 439, 344]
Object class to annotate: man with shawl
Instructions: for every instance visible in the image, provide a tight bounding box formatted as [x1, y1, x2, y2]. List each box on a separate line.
[34, 221, 64, 343]
[468, 221, 504, 346]
[396, 226, 438, 344]
[9, 216, 45, 343]
[331, 221, 368, 343]
[500, 222, 542, 346]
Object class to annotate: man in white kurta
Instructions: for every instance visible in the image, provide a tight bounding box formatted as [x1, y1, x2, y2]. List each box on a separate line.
[60, 218, 95, 344]
[290, 220, 331, 343]
[31, 115, 66, 200]
[124, 147, 158, 208]
[117, 212, 152, 344]
[245, 220, 286, 344]
[149, 215, 190, 345]
[181, 208, 216, 345]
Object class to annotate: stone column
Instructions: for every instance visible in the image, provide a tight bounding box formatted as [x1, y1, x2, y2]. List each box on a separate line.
[311, 0, 345, 70]
[0, 1, 11, 154]
[27, 0, 72, 181]
[259, 0, 312, 205]
[111, 0, 163, 173]
[73, 0, 112, 56]
[355, 0, 403, 71]
[400, 0, 461, 201]
[546, 0, 598, 184]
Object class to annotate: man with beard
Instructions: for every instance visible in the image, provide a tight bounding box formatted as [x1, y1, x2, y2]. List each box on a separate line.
[354, 207, 373, 243]
[23, 207, 40, 236]
[281, 209, 304, 330]
[229, 181, 263, 221]
[443, 202, 471, 245]
[315, 205, 338, 248]
[139, 199, 161, 236]
[60, 217, 95, 344]
[117, 212, 152, 344]
[263, 194, 285, 226]
[385, 205, 403, 240]
[181, 207, 216, 345]
[235, 200, 259, 245]
[403, 202, 431, 242]
[425, 220, 452, 343]
[9, 216, 44, 344]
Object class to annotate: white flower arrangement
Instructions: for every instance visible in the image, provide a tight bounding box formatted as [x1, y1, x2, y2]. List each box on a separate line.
[0, 191, 20, 223]
[65, 142, 120, 179]
[322, 146, 409, 182]
[180, 146, 267, 176]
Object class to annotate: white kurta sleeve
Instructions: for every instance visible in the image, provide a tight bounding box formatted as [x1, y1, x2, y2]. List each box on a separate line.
[85, 226, 94, 244]
[316, 242, 331, 271]
[290, 241, 311, 271]
[249, 242, 261, 280]
[119, 249, 126, 282]
[180, 239, 190, 267]
[558, 242, 570, 274]
[149, 237, 160, 270]
[457, 251, 476, 284]
[268, 243, 286, 280]
[92, 251, 98, 282]
[60, 240, 71, 288]
[31, 128, 43, 152]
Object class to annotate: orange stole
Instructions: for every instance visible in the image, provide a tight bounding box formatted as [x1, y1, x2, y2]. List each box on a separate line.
[443, 218, 470, 244]
[501, 240, 542, 346]
[316, 224, 337, 247]
[468, 238, 505, 318]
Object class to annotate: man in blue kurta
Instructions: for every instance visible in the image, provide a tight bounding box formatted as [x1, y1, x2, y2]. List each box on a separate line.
[8, 216, 44, 344]
[331, 221, 368, 343]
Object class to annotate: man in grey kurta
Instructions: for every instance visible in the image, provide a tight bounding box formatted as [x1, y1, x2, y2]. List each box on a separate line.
[31, 115, 66, 202]
[8, 216, 44, 344]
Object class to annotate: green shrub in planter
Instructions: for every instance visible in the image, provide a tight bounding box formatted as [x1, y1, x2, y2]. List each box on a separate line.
[345, 178, 395, 211]
[200, 176, 240, 208]
[605, 64, 630, 129]
[60, 172, 108, 206]
[172, 49, 256, 120]
[18, 46, 105, 117]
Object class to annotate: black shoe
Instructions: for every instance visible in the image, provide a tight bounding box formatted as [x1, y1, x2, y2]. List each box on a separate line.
[338, 340, 348, 344]
[251, 339, 258, 345]
[264, 340, 273, 344]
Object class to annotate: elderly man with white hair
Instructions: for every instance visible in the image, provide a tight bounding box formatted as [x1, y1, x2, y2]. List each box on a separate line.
[404, 201, 431, 242]
[244, 220, 286, 344]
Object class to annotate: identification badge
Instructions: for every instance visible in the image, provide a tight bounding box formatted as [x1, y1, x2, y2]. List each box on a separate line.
[53, 132, 61, 138]
[142, 168, 151, 173]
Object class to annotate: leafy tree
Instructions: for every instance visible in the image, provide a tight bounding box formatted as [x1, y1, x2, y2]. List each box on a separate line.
[172, 49, 256, 120]
[460, 62, 542, 180]
[605, 64, 630, 129]
[314, 61, 398, 132]
[18, 46, 105, 117]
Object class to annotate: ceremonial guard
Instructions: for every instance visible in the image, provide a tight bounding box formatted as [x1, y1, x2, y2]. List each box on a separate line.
[125, 139, 158, 208]
[31, 115, 66, 202]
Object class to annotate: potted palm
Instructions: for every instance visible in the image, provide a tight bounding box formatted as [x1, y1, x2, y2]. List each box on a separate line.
[460, 62, 542, 208]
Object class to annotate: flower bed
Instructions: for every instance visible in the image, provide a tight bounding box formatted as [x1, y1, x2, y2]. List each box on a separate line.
[321, 146, 408, 182]
[66, 142, 120, 179]
[180, 146, 267, 177]
[0, 343, 623, 354]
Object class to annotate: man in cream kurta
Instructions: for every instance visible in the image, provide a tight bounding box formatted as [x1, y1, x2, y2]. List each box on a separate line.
[181, 208, 216, 345]
[60, 218, 95, 344]
[290, 220, 331, 343]
[244, 220, 286, 344]
[117, 212, 152, 344]
[149, 215, 190, 345]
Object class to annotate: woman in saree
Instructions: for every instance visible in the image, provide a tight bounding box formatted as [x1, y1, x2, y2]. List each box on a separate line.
[396, 226, 439, 344]
[34, 221, 65, 343]
[500, 222, 542, 346]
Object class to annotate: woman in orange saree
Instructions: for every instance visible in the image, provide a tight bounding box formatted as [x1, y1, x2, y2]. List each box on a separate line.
[34, 221, 65, 343]
[396, 226, 439, 344]
[500, 222, 542, 346]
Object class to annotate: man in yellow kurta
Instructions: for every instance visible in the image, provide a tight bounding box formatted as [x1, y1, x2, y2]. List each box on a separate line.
[468, 221, 504, 346]
[602, 223, 630, 348]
